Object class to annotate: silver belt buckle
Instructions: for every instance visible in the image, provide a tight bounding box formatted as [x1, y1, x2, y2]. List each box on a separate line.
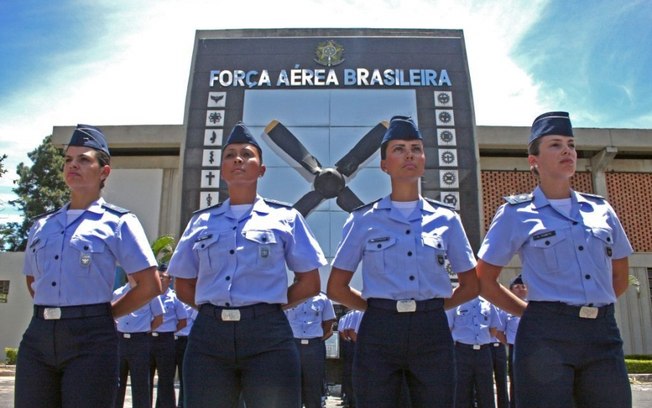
[396, 300, 417, 313]
[473, 344, 481, 350]
[579, 306, 598, 319]
[221, 309, 241, 321]
[43, 307, 62, 320]
[301, 339, 309, 345]
[151, 332, 159, 337]
[123, 333, 131, 339]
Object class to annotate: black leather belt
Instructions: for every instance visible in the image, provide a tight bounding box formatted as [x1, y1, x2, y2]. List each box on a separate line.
[199, 303, 281, 321]
[528, 301, 613, 319]
[295, 337, 322, 345]
[455, 342, 490, 350]
[34, 303, 111, 320]
[367, 298, 444, 313]
[150, 332, 175, 338]
[119, 332, 149, 339]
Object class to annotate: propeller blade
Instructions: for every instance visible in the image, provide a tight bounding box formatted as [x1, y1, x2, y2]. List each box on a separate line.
[262, 120, 322, 179]
[293, 190, 325, 217]
[336, 187, 364, 213]
[335, 121, 389, 177]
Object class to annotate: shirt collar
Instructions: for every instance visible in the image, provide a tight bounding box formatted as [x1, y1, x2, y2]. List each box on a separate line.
[377, 195, 432, 222]
[532, 186, 584, 220]
[218, 195, 269, 219]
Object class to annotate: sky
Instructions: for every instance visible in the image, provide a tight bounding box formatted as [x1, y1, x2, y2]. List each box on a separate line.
[1, 0, 651, 224]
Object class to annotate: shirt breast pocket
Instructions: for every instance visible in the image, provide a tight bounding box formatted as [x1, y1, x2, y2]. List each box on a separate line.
[529, 231, 567, 272]
[588, 227, 614, 268]
[363, 236, 397, 273]
[422, 234, 447, 271]
[192, 233, 220, 271]
[243, 229, 280, 264]
[70, 236, 106, 276]
[28, 237, 49, 277]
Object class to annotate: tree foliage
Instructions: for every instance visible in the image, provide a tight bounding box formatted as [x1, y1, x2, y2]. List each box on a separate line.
[0, 136, 68, 251]
[0, 154, 7, 178]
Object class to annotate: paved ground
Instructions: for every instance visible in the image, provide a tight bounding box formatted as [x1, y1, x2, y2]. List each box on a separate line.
[1, 367, 650, 407]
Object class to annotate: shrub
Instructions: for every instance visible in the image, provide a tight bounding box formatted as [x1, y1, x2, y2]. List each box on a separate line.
[625, 358, 652, 374]
[4, 348, 17, 365]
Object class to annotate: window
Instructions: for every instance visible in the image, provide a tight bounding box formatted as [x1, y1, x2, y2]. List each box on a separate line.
[0, 280, 9, 303]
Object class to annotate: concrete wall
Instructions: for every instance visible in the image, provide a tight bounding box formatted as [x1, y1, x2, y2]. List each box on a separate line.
[0, 252, 31, 352]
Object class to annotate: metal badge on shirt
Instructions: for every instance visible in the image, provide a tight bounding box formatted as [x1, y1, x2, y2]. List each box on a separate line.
[80, 253, 91, 266]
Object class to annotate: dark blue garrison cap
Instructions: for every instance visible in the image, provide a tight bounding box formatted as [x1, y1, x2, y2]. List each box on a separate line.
[223, 121, 262, 159]
[68, 124, 110, 156]
[510, 274, 524, 288]
[381, 116, 422, 159]
[529, 111, 573, 145]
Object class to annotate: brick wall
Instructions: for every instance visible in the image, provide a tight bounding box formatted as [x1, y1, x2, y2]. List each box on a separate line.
[606, 173, 652, 252]
[480, 170, 651, 252]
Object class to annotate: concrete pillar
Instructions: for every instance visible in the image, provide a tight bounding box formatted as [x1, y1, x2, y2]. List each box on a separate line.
[589, 146, 618, 198]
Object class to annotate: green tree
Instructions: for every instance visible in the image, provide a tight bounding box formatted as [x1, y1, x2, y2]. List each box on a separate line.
[0, 153, 7, 178]
[0, 136, 67, 251]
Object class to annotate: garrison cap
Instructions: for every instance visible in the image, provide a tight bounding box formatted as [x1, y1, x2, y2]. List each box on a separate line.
[68, 124, 110, 156]
[509, 274, 524, 288]
[223, 121, 262, 159]
[529, 111, 573, 145]
[381, 116, 422, 159]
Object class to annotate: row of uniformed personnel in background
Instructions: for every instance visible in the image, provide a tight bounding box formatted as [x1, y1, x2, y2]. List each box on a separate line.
[15, 111, 632, 408]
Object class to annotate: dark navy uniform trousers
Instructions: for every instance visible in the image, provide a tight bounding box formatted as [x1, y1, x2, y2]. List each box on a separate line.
[174, 335, 189, 408]
[514, 302, 631, 408]
[15, 304, 117, 408]
[294, 338, 326, 408]
[182, 303, 301, 408]
[454, 343, 496, 408]
[353, 298, 454, 408]
[149, 332, 177, 408]
[490, 342, 508, 408]
[117, 332, 152, 408]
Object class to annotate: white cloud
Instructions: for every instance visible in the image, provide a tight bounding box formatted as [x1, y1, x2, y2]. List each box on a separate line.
[0, 0, 548, 175]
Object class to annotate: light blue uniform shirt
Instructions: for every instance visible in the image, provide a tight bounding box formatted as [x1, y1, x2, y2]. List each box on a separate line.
[478, 187, 633, 306]
[176, 303, 197, 337]
[447, 297, 501, 345]
[504, 313, 520, 345]
[284, 293, 336, 339]
[332, 195, 477, 301]
[113, 283, 165, 333]
[23, 198, 157, 306]
[168, 196, 327, 307]
[155, 288, 188, 333]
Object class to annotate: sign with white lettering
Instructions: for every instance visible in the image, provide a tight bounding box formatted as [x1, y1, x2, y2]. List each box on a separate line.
[181, 29, 481, 251]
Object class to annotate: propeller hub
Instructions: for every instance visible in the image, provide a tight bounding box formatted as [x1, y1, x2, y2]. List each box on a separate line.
[314, 168, 345, 198]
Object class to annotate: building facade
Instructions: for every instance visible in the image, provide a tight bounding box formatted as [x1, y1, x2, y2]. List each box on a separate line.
[1, 29, 650, 355]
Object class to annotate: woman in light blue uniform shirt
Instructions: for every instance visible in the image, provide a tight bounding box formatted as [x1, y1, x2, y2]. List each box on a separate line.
[168, 122, 326, 408]
[327, 116, 479, 408]
[477, 112, 632, 408]
[16, 125, 161, 408]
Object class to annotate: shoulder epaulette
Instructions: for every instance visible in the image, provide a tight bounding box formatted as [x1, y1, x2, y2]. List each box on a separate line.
[424, 197, 456, 210]
[263, 198, 292, 208]
[193, 202, 223, 214]
[578, 192, 604, 201]
[503, 193, 533, 205]
[102, 202, 131, 215]
[352, 198, 382, 212]
[31, 208, 59, 222]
